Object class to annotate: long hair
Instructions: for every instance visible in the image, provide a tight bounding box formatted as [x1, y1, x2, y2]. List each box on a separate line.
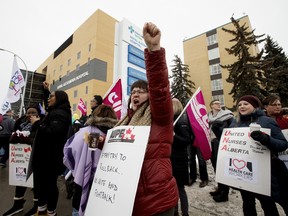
[53, 90, 71, 110]
[172, 98, 183, 116]
[92, 104, 117, 119]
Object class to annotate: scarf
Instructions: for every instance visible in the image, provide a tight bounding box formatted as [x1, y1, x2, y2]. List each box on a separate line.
[208, 109, 233, 124]
[116, 101, 151, 126]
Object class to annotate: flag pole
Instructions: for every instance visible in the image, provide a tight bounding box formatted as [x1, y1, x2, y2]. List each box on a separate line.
[173, 87, 200, 126]
[0, 48, 29, 117]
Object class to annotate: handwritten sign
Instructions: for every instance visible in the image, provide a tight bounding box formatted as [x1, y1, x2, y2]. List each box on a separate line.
[9, 143, 33, 188]
[85, 126, 150, 216]
[215, 127, 271, 196]
[279, 129, 288, 168]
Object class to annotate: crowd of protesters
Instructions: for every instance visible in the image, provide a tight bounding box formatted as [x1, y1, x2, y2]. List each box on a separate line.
[0, 21, 288, 216]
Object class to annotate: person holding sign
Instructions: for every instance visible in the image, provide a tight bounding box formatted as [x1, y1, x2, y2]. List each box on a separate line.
[63, 104, 118, 216]
[114, 22, 179, 216]
[3, 105, 43, 216]
[232, 95, 288, 216]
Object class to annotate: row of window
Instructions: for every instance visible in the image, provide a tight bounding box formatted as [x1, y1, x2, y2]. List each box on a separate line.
[72, 86, 89, 112]
[207, 33, 225, 105]
[52, 43, 92, 77]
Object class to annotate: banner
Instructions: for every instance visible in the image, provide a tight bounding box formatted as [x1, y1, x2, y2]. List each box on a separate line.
[9, 143, 33, 188]
[77, 98, 87, 116]
[85, 126, 150, 216]
[103, 79, 127, 119]
[6, 57, 25, 103]
[0, 98, 11, 114]
[185, 87, 211, 160]
[216, 127, 271, 196]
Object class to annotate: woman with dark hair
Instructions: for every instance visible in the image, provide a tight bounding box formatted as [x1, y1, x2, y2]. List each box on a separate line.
[63, 104, 118, 216]
[3, 105, 44, 216]
[113, 22, 179, 216]
[30, 90, 72, 216]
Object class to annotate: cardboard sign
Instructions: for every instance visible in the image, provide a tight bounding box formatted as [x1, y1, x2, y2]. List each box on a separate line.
[216, 127, 271, 196]
[279, 129, 288, 168]
[9, 143, 33, 188]
[85, 126, 150, 216]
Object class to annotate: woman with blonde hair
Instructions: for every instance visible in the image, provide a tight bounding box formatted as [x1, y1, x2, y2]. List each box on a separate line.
[171, 98, 193, 216]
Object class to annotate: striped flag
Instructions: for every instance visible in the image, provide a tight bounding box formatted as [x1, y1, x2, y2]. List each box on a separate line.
[174, 87, 211, 160]
[77, 98, 87, 116]
[103, 78, 127, 119]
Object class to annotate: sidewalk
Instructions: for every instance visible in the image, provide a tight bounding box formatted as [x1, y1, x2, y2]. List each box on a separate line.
[0, 163, 72, 216]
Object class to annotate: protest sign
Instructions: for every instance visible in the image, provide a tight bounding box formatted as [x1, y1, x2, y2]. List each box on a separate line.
[9, 143, 33, 188]
[216, 127, 271, 196]
[85, 126, 150, 216]
[279, 129, 288, 168]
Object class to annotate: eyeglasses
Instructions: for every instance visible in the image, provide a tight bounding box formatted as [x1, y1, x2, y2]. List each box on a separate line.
[131, 89, 147, 95]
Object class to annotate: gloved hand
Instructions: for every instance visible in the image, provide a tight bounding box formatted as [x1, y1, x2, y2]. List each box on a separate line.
[250, 130, 270, 146]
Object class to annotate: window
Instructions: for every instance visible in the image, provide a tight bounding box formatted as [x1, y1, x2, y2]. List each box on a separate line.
[85, 86, 88, 94]
[67, 70, 70, 76]
[88, 44, 92, 52]
[77, 51, 81, 60]
[73, 104, 76, 112]
[68, 58, 71, 66]
[59, 75, 61, 81]
[87, 57, 91, 65]
[208, 48, 220, 60]
[210, 64, 221, 75]
[211, 79, 223, 91]
[76, 64, 80, 71]
[74, 90, 78, 98]
[207, 34, 217, 46]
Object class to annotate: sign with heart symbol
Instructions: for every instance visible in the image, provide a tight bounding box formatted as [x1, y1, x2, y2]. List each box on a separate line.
[17, 167, 26, 175]
[232, 159, 246, 170]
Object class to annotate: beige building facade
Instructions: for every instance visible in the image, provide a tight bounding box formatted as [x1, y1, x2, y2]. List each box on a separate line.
[36, 10, 118, 115]
[183, 15, 259, 110]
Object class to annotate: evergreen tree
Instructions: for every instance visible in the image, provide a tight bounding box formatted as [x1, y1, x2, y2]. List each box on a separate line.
[262, 35, 288, 106]
[169, 55, 195, 106]
[221, 17, 268, 102]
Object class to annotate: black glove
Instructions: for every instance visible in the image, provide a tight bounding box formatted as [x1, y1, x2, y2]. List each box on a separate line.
[250, 131, 270, 146]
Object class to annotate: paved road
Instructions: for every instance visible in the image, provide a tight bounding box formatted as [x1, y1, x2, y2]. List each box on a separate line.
[0, 163, 72, 216]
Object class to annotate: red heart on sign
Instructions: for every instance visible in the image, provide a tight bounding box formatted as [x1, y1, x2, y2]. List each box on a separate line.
[232, 159, 246, 170]
[17, 167, 25, 174]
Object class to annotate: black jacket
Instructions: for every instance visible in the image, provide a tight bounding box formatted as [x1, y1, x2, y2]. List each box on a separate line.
[171, 113, 194, 185]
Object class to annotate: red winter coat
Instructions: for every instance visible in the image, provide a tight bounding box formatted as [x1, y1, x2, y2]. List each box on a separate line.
[131, 48, 179, 215]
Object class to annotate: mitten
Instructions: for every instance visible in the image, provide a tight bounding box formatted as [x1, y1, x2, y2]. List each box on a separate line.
[251, 130, 270, 146]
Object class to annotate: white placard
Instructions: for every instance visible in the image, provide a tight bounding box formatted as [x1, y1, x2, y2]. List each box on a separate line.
[216, 127, 271, 196]
[9, 143, 33, 188]
[279, 129, 288, 168]
[85, 126, 150, 216]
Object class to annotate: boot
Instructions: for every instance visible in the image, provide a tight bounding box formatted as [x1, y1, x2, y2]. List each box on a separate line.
[24, 200, 38, 216]
[213, 192, 228, 202]
[209, 187, 222, 196]
[3, 199, 26, 216]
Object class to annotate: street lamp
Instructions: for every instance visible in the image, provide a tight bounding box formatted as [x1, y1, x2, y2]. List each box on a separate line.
[0, 48, 29, 116]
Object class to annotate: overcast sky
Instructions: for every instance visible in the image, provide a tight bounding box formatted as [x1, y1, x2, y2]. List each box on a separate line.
[1, 0, 287, 105]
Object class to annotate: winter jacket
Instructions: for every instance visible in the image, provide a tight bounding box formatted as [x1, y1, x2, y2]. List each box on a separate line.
[118, 48, 179, 215]
[231, 109, 288, 200]
[0, 114, 15, 137]
[31, 103, 71, 175]
[171, 112, 193, 186]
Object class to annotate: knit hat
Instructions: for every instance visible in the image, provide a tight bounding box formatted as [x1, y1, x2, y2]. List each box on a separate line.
[237, 95, 262, 108]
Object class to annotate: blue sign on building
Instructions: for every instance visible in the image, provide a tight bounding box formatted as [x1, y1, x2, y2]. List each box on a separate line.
[128, 45, 144, 60]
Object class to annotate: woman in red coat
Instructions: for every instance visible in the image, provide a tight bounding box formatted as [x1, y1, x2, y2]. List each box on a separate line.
[116, 22, 179, 216]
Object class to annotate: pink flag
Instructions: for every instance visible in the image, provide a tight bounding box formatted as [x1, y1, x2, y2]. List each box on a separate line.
[103, 79, 126, 119]
[186, 87, 211, 160]
[77, 98, 87, 116]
